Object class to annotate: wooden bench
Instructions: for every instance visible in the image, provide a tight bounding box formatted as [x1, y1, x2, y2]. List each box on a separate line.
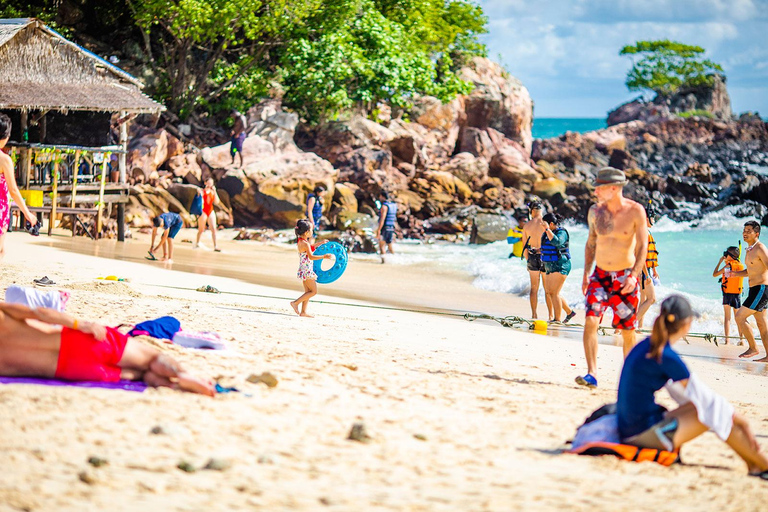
[11, 205, 99, 239]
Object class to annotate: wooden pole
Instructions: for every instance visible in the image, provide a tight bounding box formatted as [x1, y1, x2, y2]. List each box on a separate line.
[96, 156, 107, 237]
[19, 111, 28, 188]
[25, 148, 33, 187]
[48, 152, 59, 236]
[70, 150, 81, 209]
[117, 110, 128, 242]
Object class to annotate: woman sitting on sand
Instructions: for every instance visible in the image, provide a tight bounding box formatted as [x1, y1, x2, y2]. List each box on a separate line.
[617, 295, 768, 479]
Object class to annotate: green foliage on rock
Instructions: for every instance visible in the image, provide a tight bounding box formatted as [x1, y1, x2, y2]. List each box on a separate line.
[620, 40, 724, 98]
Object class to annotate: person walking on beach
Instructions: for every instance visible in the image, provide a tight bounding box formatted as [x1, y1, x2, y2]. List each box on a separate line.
[637, 206, 660, 328]
[540, 213, 575, 323]
[195, 178, 221, 252]
[521, 201, 551, 319]
[616, 295, 768, 480]
[0, 113, 37, 260]
[306, 185, 325, 232]
[732, 221, 768, 361]
[290, 219, 332, 317]
[577, 168, 648, 388]
[376, 191, 398, 264]
[713, 246, 747, 345]
[149, 212, 183, 263]
[229, 109, 247, 168]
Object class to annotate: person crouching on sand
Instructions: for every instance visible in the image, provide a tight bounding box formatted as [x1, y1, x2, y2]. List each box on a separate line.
[616, 295, 768, 480]
[0, 302, 215, 396]
[713, 246, 748, 345]
[290, 219, 332, 318]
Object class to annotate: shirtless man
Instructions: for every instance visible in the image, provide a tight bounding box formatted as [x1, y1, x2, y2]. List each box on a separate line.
[732, 220, 768, 361]
[576, 168, 648, 388]
[229, 109, 247, 168]
[0, 302, 215, 395]
[521, 201, 552, 319]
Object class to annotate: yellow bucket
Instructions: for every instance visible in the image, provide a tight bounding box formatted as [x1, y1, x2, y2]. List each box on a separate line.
[532, 320, 548, 333]
[20, 190, 43, 208]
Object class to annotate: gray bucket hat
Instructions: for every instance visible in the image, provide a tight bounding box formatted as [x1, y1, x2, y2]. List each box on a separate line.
[594, 167, 628, 186]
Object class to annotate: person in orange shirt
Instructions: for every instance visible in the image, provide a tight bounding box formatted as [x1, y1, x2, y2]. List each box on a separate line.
[713, 246, 748, 344]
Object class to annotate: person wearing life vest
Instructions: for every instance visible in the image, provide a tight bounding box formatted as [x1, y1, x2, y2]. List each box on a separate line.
[376, 191, 398, 264]
[541, 213, 575, 323]
[637, 206, 660, 328]
[306, 185, 325, 231]
[713, 246, 748, 344]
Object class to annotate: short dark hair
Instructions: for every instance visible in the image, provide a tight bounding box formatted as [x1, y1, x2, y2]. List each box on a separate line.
[725, 246, 740, 260]
[152, 216, 162, 227]
[295, 219, 312, 237]
[542, 213, 562, 225]
[744, 220, 761, 235]
[380, 191, 389, 201]
[313, 185, 325, 194]
[0, 113, 11, 140]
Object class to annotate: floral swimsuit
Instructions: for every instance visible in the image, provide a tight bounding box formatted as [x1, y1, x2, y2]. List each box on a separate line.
[0, 170, 9, 235]
[297, 245, 317, 281]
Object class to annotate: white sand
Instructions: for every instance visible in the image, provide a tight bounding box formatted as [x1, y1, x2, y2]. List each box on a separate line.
[0, 231, 767, 512]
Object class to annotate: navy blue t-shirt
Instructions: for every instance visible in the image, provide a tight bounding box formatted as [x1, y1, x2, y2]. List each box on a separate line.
[617, 337, 690, 439]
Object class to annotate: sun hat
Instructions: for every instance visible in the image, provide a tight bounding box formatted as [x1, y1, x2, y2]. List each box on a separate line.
[594, 167, 628, 186]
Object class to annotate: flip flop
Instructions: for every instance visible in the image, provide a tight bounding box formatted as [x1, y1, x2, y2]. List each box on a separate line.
[146, 251, 157, 261]
[33, 276, 56, 287]
[751, 470, 768, 481]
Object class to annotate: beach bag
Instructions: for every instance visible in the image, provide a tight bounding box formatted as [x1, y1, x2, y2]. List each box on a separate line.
[190, 194, 203, 216]
[568, 403, 680, 467]
[128, 316, 181, 340]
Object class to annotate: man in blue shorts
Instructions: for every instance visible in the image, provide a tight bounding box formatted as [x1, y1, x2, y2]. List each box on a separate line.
[149, 212, 183, 263]
[375, 191, 398, 264]
[229, 110, 247, 168]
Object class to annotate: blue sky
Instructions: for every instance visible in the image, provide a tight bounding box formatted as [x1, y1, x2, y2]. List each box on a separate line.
[477, 0, 768, 118]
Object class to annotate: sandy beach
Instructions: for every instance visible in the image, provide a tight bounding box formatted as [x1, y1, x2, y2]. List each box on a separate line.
[1, 230, 767, 512]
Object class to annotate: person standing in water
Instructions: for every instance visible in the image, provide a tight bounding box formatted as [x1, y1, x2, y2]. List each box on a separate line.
[637, 206, 660, 328]
[521, 201, 551, 320]
[195, 178, 221, 252]
[376, 191, 398, 264]
[0, 113, 38, 260]
[732, 221, 768, 361]
[577, 168, 648, 388]
[306, 185, 325, 232]
[229, 109, 247, 168]
[713, 246, 747, 345]
[540, 213, 575, 323]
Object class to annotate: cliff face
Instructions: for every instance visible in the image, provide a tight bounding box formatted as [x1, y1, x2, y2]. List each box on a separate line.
[607, 74, 732, 126]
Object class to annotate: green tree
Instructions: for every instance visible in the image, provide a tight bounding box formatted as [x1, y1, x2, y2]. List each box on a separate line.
[620, 40, 724, 98]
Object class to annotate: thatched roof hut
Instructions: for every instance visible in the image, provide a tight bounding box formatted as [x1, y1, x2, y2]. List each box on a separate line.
[0, 18, 163, 113]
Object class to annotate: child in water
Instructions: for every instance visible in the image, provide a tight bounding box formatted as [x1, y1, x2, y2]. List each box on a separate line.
[290, 219, 331, 318]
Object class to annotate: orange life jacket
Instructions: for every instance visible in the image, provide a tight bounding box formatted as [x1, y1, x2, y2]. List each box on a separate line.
[570, 442, 679, 466]
[722, 261, 745, 295]
[646, 232, 658, 269]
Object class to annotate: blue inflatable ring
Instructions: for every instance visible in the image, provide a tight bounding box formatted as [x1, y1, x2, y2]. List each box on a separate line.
[312, 241, 348, 284]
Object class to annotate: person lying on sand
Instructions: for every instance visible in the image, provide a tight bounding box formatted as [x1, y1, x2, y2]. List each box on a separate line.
[0, 302, 215, 396]
[617, 295, 768, 480]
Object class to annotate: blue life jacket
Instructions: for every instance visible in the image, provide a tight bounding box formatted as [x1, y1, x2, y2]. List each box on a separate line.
[540, 228, 570, 263]
[381, 201, 397, 228]
[307, 193, 323, 226]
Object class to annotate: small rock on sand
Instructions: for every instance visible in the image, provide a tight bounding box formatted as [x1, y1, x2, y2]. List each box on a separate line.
[88, 456, 108, 467]
[177, 461, 196, 473]
[413, 434, 428, 441]
[246, 372, 278, 387]
[78, 469, 97, 484]
[203, 458, 232, 471]
[347, 422, 372, 443]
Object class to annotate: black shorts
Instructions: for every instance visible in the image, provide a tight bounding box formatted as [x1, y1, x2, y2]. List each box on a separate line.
[722, 293, 742, 309]
[527, 251, 543, 272]
[743, 285, 768, 312]
[381, 226, 395, 244]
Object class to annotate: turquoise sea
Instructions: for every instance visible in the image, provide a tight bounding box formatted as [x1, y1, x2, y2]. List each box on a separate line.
[532, 118, 605, 140]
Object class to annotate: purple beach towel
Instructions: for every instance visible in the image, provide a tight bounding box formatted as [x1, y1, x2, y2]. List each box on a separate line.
[0, 376, 147, 392]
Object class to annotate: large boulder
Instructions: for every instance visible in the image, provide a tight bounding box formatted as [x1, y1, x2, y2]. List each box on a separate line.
[458, 57, 533, 156]
[127, 129, 171, 180]
[489, 147, 540, 190]
[532, 177, 566, 199]
[440, 152, 489, 189]
[167, 153, 203, 186]
[458, 127, 496, 160]
[302, 115, 397, 165]
[405, 95, 464, 162]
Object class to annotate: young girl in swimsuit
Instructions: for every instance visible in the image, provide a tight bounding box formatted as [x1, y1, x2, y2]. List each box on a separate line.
[290, 219, 331, 318]
[0, 113, 37, 260]
[195, 178, 221, 252]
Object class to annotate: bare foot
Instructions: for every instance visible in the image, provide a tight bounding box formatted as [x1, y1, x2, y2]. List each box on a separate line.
[175, 372, 216, 396]
[299, 313, 314, 318]
[290, 301, 300, 315]
[753, 356, 768, 363]
[739, 348, 759, 358]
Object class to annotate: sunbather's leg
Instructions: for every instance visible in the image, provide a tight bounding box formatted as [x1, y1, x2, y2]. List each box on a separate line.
[119, 339, 214, 396]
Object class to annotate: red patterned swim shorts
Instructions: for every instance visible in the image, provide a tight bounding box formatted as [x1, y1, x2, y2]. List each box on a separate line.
[585, 267, 640, 330]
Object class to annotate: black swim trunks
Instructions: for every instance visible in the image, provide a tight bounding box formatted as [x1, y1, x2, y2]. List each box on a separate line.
[722, 293, 742, 309]
[743, 285, 768, 312]
[381, 226, 395, 244]
[527, 250, 543, 272]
